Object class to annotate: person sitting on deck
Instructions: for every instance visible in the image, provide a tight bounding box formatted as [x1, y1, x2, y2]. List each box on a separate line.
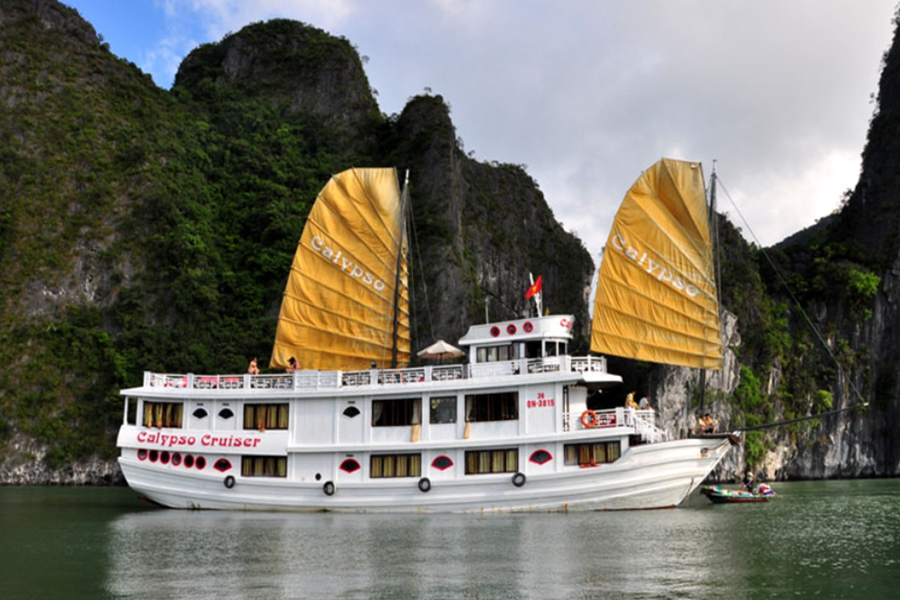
[639, 396, 652, 411]
[287, 357, 298, 373]
[697, 413, 716, 434]
[248, 356, 260, 375]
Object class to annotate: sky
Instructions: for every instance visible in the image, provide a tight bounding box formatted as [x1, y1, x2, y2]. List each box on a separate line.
[64, 0, 898, 255]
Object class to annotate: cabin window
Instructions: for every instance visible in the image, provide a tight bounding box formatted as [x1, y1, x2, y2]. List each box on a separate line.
[243, 403, 289, 430]
[370, 453, 421, 478]
[465, 392, 518, 422]
[525, 341, 542, 359]
[340, 458, 361, 473]
[465, 448, 518, 475]
[476, 345, 512, 363]
[219, 408, 235, 420]
[213, 459, 232, 472]
[431, 455, 454, 470]
[143, 401, 183, 428]
[564, 441, 622, 466]
[372, 398, 421, 427]
[429, 396, 457, 424]
[192, 408, 208, 419]
[545, 342, 558, 357]
[529, 449, 553, 465]
[343, 406, 361, 419]
[242, 456, 287, 477]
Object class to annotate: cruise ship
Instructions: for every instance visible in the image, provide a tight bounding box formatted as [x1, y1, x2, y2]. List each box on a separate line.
[117, 161, 736, 512]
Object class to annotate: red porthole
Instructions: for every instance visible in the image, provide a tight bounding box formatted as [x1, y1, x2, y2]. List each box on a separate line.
[507, 324, 517, 335]
[172, 452, 182, 466]
[160, 451, 170, 465]
[529, 449, 553, 465]
[149, 450, 159, 463]
[523, 321, 534, 333]
[490, 326, 500, 337]
[195, 456, 207, 470]
[431, 455, 454, 471]
[137, 449, 147, 461]
[214, 459, 232, 473]
[340, 458, 361, 473]
[184, 454, 195, 468]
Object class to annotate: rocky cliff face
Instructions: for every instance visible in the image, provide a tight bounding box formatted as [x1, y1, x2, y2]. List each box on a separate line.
[0, 1, 594, 482]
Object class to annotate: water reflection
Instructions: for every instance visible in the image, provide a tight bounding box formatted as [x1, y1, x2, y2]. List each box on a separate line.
[52, 480, 899, 599]
[105, 508, 726, 599]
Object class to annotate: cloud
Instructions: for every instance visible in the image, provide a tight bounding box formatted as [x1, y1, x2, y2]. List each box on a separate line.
[135, 0, 895, 249]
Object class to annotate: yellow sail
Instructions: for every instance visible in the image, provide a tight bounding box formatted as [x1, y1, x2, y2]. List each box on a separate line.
[270, 168, 410, 370]
[591, 159, 722, 369]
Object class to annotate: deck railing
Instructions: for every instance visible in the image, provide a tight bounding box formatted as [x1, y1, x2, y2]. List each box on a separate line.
[142, 355, 609, 392]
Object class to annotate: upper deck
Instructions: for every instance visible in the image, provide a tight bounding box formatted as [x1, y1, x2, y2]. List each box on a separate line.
[122, 354, 619, 398]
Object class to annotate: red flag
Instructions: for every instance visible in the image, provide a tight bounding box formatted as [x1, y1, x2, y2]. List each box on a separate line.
[525, 275, 542, 299]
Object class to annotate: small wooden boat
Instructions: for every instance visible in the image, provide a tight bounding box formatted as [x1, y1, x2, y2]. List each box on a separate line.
[700, 485, 775, 504]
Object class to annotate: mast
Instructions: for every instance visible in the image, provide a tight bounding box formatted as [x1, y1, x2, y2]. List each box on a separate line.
[699, 160, 720, 412]
[390, 169, 410, 368]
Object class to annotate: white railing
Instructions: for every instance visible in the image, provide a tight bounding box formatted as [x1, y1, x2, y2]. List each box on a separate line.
[563, 407, 667, 442]
[141, 355, 609, 393]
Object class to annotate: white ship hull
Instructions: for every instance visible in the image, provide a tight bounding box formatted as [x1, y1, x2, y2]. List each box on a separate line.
[118, 434, 732, 513]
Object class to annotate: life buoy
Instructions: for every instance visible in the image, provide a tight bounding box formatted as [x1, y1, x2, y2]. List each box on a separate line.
[323, 481, 335, 496]
[224, 475, 235, 489]
[418, 477, 432, 493]
[581, 409, 599, 428]
[512, 472, 526, 487]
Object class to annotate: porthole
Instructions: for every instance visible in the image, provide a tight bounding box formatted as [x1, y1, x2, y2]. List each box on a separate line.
[507, 324, 517, 335]
[137, 449, 147, 461]
[218, 408, 235, 420]
[184, 454, 195, 468]
[192, 408, 209, 419]
[149, 450, 159, 463]
[160, 451, 170, 465]
[529, 449, 553, 465]
[214, 458, 232, 473]
[195, 456, 207, 470]
[431, 455, 454, 471]
[490, 326, 501, 337]
[339, 458, 361, 473]
[523, 321, 534, 333]
[343, 406, 361, 418]
[172, 452, 182, 466]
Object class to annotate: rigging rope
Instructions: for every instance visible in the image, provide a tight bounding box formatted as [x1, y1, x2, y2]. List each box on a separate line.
[715, 176, 869, 412]
[406, 188, 436, 345]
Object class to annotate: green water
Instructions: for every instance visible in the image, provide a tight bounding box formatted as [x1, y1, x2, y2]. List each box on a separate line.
[1, 480, 899, 599]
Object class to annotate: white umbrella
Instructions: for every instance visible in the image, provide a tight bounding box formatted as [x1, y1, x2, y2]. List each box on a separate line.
[417, 339, 465, 363]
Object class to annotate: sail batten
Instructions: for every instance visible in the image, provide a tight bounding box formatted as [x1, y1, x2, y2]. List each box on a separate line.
[271, 168, 410, 370]
[591, 159, 723, 370]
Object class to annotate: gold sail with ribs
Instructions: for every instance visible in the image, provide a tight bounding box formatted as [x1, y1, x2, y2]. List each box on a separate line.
[591, 158, 723, 369]
[270, 168, 410, 370]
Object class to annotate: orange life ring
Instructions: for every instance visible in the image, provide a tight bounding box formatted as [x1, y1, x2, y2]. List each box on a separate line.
[581, 410, 598, 428]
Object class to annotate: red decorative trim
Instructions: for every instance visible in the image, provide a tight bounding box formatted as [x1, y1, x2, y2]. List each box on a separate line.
[431, 455, 454, 471]
[214, 458, 232, 473]
[529, 449, 553, 465]
[490, 326, 500, 337]
[340, 458, 361, 473]
[506, 324, 517, 335]
[523, 321, 534, 333]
